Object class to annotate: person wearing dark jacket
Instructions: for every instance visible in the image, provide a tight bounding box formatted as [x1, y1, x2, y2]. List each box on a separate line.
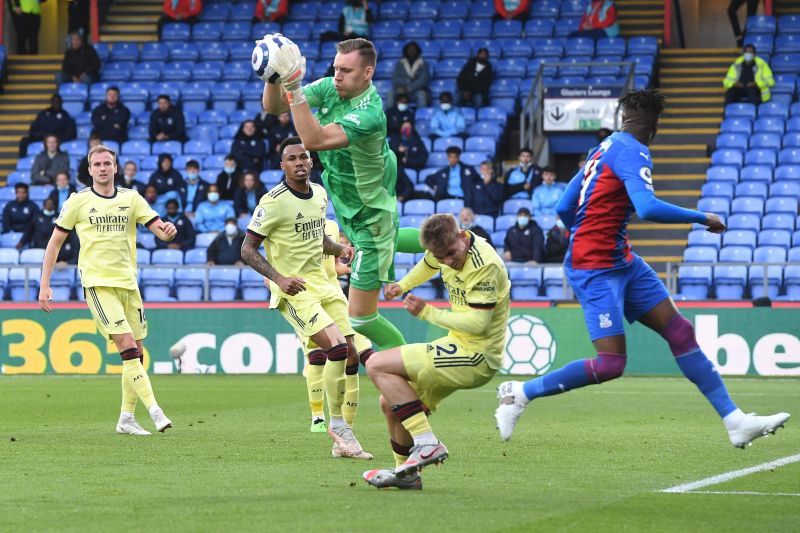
[3, 183, 39, 233]
[215, 155, 242, 200]
[30, 135, 71, 185]
[390, 41, 430, 107]
[179, 160, 208, 215]
[47, 172, 77, 212]
[120, 161, 147, 195]
[267, 112, 295, 169]
[395, 164, 416, 202]
[385, 93, 415, 136]
[18, 198, 80, 262]
[148, 153, 183, 195]
[57, 32, 101, 84]
[156, 199, 196, 251]
[19, 95, 77, 157]
[457, 48, 494, 109]
[467, 161, 504, 217]
[207, 217, 245, 265]
[77, 135, 125, 187]
[149, 94, 187, 143]
[91, 86, 130, 143]
[458, 207, 493, 247]
[425, 146, 478, 202]
[230, 120, 267, 173]
[544, 220, 569, 264]
[233, 172, 267, 217]
[388, 120, 429, 171]
[503, 207, 545, 264]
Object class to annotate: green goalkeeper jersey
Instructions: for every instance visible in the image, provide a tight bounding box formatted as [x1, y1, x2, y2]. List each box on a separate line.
[302, 77, 398, 222]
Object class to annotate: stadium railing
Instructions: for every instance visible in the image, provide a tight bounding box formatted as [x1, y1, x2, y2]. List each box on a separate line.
[665, 260, 800, 300]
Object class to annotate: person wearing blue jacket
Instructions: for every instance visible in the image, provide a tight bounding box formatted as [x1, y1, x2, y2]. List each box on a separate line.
[179, 159, 208, 216]
[194, 184, 234, 233]
[424, 146, 477, 202]
[467, 161, 505, 217]
[531, 167, 566, 217]
[429, 92, 466, 140]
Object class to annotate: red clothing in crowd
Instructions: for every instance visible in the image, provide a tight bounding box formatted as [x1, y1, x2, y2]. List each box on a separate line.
[163, 0, 203, 20]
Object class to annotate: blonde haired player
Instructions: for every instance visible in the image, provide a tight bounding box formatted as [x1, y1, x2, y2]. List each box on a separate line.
[299, 219, 375, 436]
[362, 214, 510, 489]
[39, 145, 176, 435]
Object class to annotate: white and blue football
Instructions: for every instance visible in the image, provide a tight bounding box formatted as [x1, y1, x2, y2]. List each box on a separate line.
[251, 41, 277, 82]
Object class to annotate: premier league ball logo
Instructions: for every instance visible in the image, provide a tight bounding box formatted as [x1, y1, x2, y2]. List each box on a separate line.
[502, 315, 557, 375]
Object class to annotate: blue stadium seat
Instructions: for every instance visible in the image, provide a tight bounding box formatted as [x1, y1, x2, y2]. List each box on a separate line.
[184, 248, 208, 265]
[121, 140, 150, 156]
[8, 267, 39, 301]
[754, 117, 785, 134]
[779, 148, 800, 165]
[439, 0, 469, 18]
[192, 21, 223, 41]
[711, 149, 744, 168]
[137, 232, 156, 250]
[208, 267, 240, 301]
[751, 133, 782, 151]
[93, 42, 109, 62]
[372, 21, 401, 40]
[746, 15, 776, 33]
[531, 37, 564, 58]
[141, 268, 174, 301]
[726, 103, 757, 119]
[750, 246, 786, 298]
[731, 196, 765, 215]
[589, 57, 623, 77]
[762, 213, 795, 232]
[138, 250, 151, 266]
[678, 265, 713, 299]
[720, 117, 753, 135]
[716, 132, 749, 150]
[744, 149, 777, 168]
[697, 196, 731, 217]
[784, 132, 800, 148]
[502, 199, 529, 215]
[735, 181, 768, 199]
[723, 229, 757, 249]
[162, 22, 191, 42]
[771, 180, 800, 198]
[378, 0, 409, 20]
[771, 53, 800, 75]
[250, 21, 281, 40]
[492, 19, 523, 38]
[240, 268, 269, 301]
[174, 267, 206, 301]
[436, 199, 464, 214]
[759, 229, 792, 249]
[462, 19, 491, 39]
[404, 199, 435, 216]
[688, 230, 722, 250]
[720, 245, 753, 264]
[759, 101, 790, 118]
[543, 266, 566, 299]
[743, 33, 774, 55]
[400, 215, 427, 229]
[498, 38, 532, 59]
[628, 36, 658, 55]
[776, 34, 800, 54]
[706, 166, 739, 183]
[727, 213, 760, 232]
[0, 247, 19, 264]
[101, 62, 133, 82]
[702, 182, 734, 199]
[151, 249, 184, 265]
[713, 265, 746, 299]
[465, 136, 496, 156]
[110, 41, 140, 62]
[739, 165, 772, 183]
[524, 18, 554, 37]
[199, 41, 229, 62]
[192, 61, 224, 82]
[765, 196, 798, 215]
[438, 39, 471, 60]
[565, 37, 595, 57]
[402, 20, 433, 40]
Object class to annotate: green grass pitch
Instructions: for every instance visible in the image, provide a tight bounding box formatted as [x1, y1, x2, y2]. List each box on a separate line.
[2, 375, 798, 532]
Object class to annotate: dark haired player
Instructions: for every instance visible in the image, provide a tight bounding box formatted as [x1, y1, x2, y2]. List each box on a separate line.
[495, 89, 790, 448]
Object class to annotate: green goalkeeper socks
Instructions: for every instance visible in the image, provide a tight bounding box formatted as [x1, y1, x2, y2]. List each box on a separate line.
[397, 227, 424, 254]
[351, 312, 406, 351]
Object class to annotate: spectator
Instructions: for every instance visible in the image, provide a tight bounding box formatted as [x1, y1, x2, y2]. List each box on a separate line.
[425, 146, 478, 202]
[339, 0, 373, 40]
[91, 86, 130, 144]
[46, 172, 77, 212]
[395, 164, 416, 202]
[254, 110, 274, 139]
[143, 184, 181, 218]
[571, 0, 620, 39]
[149, 94, 187, 143]
[390, 41, 430, 108]
[158, 0, 203, 40]
[503, 207, 544, 265]
[78, 133, 123, 187]
[149, 153, 183, 195]
[531, 167, 566, 217]
[458, 207, 493, 247]
[233, 171, 267, 217]
[385, 93, 415, 136]
[157, 199, 196, 251]
[179, 160, 208, 215]
[388, 120, 429, 171]
[253, 0, 288, 23]
[467, 161, 504, 217]
[231, 120, 267, 173]
[503, 147, 541, 200]
[216, 155, 242, 200]
[17, 197, 80, 262]
[544, 220, 569, 264]
[267, 112, 296, 169]
[207, 217, 244, 265]
[724, 44, 774, 105]
[429, 92, 466, 139]
[56, 31, 101, 85]
[728, 0, 759, 47]
[120, 161, 147, 195]
[19, 94, 77, 157]
[3, 183, 39, 233]
[457, 48, 494, 109]
[30, 135, 70, 185]
[195, 184, 234, 233]
[503, 207, 544, 264]
[493, 0, 530, 20]
[9, 0, 41, 54]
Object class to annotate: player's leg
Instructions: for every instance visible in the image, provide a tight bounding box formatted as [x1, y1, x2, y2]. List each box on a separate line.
[638, 298, 790, 447]
[396, 227, 424, 254]
[323, 296, 362, 427]
[342, 334, 373, 427]
[305, 347, 327, 431]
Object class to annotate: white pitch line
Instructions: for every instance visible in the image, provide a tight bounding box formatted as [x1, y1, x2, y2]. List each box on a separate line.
[690, 491, 800, 497]
[661, 453, 800, 493]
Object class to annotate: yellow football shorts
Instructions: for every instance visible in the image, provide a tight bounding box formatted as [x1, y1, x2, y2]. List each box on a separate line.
[401, 335, 496, 411]
[84, 286, 148, 341]
[278, 293, 355, 341]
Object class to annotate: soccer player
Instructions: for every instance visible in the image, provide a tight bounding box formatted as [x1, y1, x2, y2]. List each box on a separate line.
[259, 35, 422, 351]
[240, 136, 371, 459]
[299, 218, 375, 435]
[362, 214, 510, 490]
[38, 144, 176, 436]
[495, 89, 790, 448]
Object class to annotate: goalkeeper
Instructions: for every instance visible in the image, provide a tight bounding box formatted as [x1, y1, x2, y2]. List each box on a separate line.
[259, 35, 422, 351]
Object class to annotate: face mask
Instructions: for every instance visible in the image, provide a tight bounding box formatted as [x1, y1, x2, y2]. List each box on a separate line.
[124, 174, 135, 183]
[225, 223, 238, 236]
[517, 216, 530, 228]
[460, 220, 474, 230]
[519, 161, 531, 170]
[207, 192, 219, 203]
[185, 172, 198, 181]
[743, 52, 754, 62]
[397, 103, 409, 112]
[43, 209, 55, 216]
[440, 103, 452, 112]
[58, 185, 69, 191]
[223, 165, 235, 174]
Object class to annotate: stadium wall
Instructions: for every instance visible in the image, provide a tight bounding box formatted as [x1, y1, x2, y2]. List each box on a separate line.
[1, 303, 798, 377]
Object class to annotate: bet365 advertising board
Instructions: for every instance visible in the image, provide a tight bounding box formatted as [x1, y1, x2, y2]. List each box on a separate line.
[1, 303, 798, 376]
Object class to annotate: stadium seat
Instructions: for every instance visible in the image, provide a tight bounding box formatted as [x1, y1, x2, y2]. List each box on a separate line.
[750, 133, 782, 151]
[759, 229, 792, 248]
[495, 214, 517, 231]
[162, 22, 191, 41]
[735, 181, 768, 199]
[746, 15, 776, 33]
[687, 230, 722, 250]
[436, 199, 464, 214]
[151, 249, 184, 265]
[727, 213, 761, 232]
[711, 149, 744, 168]
[543, 267, 566, 299]
[725, 103, 757, 119]
[404, 199, 435, 216]
[110, 41, 139, 62]
[740, 165, 774, 183]
[775, 165, 800, 181]
[720, 117, 753, 135]
[744, 149, 777, 168]
[8, 267, 40, 301]
[378, 1, 409, 20]
[722, 229, 757, 249]
[403, 20, 434, 40]
[716, 133, 749, 150]
[175, 267, 206, 301]
[137, 232, 156, 250]
[184, 248, 208, 265]
[209, 267, 240, 301]
[750, 246, 787, 299]
[731, 196, 765, 215]
[678, 265, 713, 299]
[762, 213, 795, 232]
[137, 250, 151, 265]
[765, 196, 798, 215]
[702, 182, 734, 199]
[697, 197, 731, 217]
[141, 268, 174, 301]
[0, 247, 19, 264]
[706, 166, 739, 183]
[714, 265, 747, 299]
[240, 268, 269, 301]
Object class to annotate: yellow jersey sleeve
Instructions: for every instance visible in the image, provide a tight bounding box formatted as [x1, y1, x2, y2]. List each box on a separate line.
[246, 193, 280, 238]
[132, 191, 160, 227]
[55, 192, 80, 232]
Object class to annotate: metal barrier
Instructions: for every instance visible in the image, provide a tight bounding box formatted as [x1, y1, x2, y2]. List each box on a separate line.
[665, 261, 800, 297]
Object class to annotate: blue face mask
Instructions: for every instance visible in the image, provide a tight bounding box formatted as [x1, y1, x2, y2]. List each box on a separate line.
[207, 192, 220, 203]
[517, 216, 530, 228]
[223, 165, 236, 174]
[185, 172, 198, 182]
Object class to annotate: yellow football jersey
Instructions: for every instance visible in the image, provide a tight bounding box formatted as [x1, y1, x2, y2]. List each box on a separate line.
[55, 186, 159, 290]
[402, 233, 510, 368]
[247, 181, 340, 307]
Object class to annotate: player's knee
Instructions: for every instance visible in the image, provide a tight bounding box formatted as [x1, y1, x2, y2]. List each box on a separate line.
[308, 350, 326, 366]
[378, 395, 392, 416]
[661, 314, 699, 357]
[590, 353, 627, 383]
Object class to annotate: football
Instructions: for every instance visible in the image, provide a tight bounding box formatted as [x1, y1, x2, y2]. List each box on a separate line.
[502, 314, 557, 376]
[251, 40, 276, 82]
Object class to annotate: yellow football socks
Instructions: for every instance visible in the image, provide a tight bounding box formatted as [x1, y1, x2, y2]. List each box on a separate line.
[322, 344, 348, 419]
[121, 374, 137, 414]
[306, 362, 325, 419]
[342, 373, 359, 427]
[122, 358, 156, 410]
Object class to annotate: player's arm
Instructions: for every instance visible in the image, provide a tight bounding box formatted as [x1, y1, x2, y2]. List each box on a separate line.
[39, 227, 70, 313]
[555, 170, 582, 229]
[241, 231, 306, 295]
[134, 194, 176, 241]
[322, 232, 353, 262]
[293, 105, 350, 151]
[262, 82, 290, 115]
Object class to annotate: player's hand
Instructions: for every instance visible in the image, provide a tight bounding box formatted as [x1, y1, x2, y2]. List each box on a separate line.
[266, 35, 306, 91]
[338, 245, 355, 264]
[159, 221, 177, 241]
[403, 293, 426, 316]
[39, 286, 54, 313]
[704, 212, 726, 234]
[277, 275, 306, 296]
[384, 283, 404, 301]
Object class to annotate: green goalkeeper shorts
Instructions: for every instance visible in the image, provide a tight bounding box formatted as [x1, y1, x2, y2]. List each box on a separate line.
[340, 208, 398, 291]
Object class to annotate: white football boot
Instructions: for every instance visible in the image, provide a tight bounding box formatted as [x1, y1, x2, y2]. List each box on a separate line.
[494, 381, 528, 442]
[726, 411, 790, 448]
[149, 406, 173, 432]
[116, 415, 151, 436]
